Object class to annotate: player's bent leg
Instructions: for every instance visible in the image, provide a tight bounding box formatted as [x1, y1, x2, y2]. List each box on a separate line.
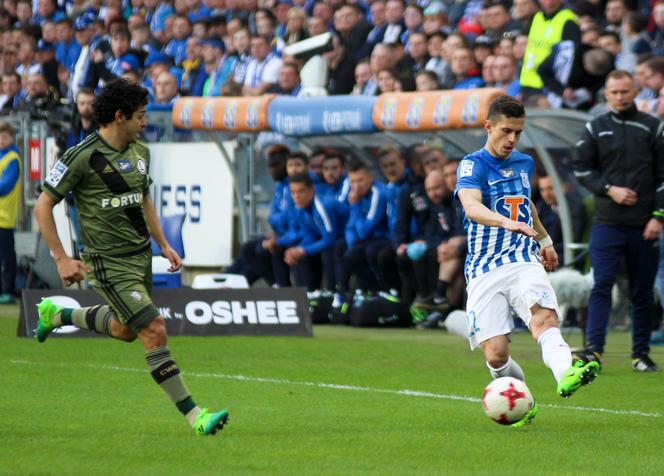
[138, 316, 230, 436]
[481, 335, 526, 381]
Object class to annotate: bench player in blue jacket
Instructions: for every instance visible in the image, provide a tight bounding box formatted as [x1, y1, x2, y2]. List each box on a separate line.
[334, 159, 390, 297]
[280, 173, 346, 291]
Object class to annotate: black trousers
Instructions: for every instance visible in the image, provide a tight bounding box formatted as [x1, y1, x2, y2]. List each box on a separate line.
[0, 228, 16, 295]
[396, 248, 438, 301]
[373, 244, 401, 293]
[240, 237, 291, 287]
[292, 248, 335, 291]
[335, 238, 390, 292]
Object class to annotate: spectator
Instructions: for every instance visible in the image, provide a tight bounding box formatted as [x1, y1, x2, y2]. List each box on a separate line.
[191, 37, 224, 96]
[416, 70, 439, 91]
[35, 39, 59, 91]
[649, 1, 664, 56]
[401, 4, 424, 45]
[644, 56, 664, 101]
[622, 12, 651, 56]
[329, 4, 371, 95]
[520, 0, 580, 101]
[230, 27, 252, 86]
[268, 61, 302, 96]
[0, 45, 19, 76]
[399, 31, 430, 78]
[424, 31, 448, 85]
[367, 0, 387, 47]
[145, 0, 176, 45]
[581, 25, 601, 47]
[422, 2, 449, 35]
[18, 73, 57, 117]
[451, 46, 485, 89]
[16, 41, 40, 77]
[70, 13, 100, 99]
[55, 18, 81, 72]
[282, 173, 346, 292]
[256, 9, 285, 55]
[599, 30, 636, 73]
[164, 15, 192, 66]
[0, 122, 20, 304]
[153, 71, 179, 105]
[573, 70, 664, 372]
[493, 54, 521, 97]
[14, 0, 33, 30]
[242, 35, 282, 96]
[635, 53, 655, 100]
[473, 35, 496, 67]
[513, 32, 528, 69]
[307, 16, 327, 37]
[481, 0, 520, 40]
[383, 0, 405, 44]
[363, 43, 395, 96]
[0, 72, 23, 113]
[283, 7, 308, 45]
[66, 87, 97, 148]
[33, 0, 64, 25]
[604, 0, 627, 29]
[512, 0, 539, 33]
[482, 54, 496, 85]
[312, 2, 333, 30]
[351, 60, 371, 95]
[90, 26, 141, 87]
[377, 68, 401, 93]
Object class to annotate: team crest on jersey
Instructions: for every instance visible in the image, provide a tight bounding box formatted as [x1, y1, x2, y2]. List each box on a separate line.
[520, 171, 529, 188]
[500, 168, 515, 178]
[494, 195, 531, 223]
[117, 160, 133, 173]
[136, 158, 147, 175]
[460, 159, 474, 177]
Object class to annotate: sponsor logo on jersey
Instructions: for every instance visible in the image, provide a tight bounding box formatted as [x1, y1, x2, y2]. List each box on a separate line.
[117, 160, 133, 173]
[45, 160, 68, 187]
[136, 158, 147, 175]
[101, 192, 143, 208]
[494, 195, 531, 222]
[460, 159, 474, 177]
[184, 300, 301, 325]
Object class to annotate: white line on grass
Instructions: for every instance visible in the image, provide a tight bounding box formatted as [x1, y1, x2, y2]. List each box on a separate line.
[10, 358, 660, 418]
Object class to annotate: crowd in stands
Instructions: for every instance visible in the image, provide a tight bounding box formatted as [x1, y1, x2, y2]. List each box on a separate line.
[1, 0, 664, 119]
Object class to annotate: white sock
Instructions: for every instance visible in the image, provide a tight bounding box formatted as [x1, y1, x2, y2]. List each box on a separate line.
[185, 406, 203, 426]
[486, 356, 526, 381]
[538, 327, 572, 383]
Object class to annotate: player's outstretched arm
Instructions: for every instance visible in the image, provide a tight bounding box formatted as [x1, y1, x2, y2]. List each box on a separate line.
[457, 188, 537, 238]
[143, 192, 183, 272]
[34, 192, 90, 285]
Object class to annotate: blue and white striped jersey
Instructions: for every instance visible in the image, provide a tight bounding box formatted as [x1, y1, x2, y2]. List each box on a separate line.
[454, 148, 540, 282]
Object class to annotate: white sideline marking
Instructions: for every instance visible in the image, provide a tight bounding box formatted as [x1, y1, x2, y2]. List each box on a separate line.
[10, 359, 660, 418]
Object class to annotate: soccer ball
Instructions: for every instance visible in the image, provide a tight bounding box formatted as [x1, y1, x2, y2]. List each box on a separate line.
[482, 377, 534, 425]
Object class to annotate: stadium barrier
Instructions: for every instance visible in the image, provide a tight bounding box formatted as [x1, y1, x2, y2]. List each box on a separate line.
[171, 95, 275, 131]
[372, 88, 504, 131]
[18, 289, 313, 337]
[171, 88, 502, 135]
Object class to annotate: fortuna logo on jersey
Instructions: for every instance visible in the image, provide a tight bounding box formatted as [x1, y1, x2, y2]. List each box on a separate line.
[101, 193, 143, 208]
[494, 195, 530, 223]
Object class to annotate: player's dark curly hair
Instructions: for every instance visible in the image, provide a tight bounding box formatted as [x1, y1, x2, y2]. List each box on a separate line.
[92, 78, 149, 126]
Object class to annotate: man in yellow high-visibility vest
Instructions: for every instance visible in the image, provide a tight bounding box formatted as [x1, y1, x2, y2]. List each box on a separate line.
[519, 0, 581, 101]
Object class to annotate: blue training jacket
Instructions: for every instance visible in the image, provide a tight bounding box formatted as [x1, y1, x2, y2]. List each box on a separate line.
[385, 169, 411, 233]
[268, 178, 292, 236]
[277, 196, 346, 254]
[345, 181, 389, 247]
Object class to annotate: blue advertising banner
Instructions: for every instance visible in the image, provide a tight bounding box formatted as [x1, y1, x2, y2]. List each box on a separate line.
[267, 95, 377, 136]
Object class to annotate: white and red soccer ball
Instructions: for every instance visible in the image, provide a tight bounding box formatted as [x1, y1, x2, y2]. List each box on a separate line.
[482, 377, 534, 425]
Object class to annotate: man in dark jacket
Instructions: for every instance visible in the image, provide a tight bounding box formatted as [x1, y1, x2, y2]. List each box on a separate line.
[573, 70, 664, 372]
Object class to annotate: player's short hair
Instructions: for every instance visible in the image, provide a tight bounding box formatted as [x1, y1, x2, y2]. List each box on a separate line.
[487, 95, 525, 122]
[93, 78, 148, 126]
[289, 173, 314, 188]
[348, 158, 370, 173]
[266, 144, 290, 162]
[0, 121, 15, 136]
[606, 69, 634, 83]
[287, 151, 309, 164]
[377, 146, 403, 160]
[323, 151, 346, 165]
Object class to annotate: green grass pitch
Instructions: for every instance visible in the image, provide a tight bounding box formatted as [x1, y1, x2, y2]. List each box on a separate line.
[2, 304, 663, 475]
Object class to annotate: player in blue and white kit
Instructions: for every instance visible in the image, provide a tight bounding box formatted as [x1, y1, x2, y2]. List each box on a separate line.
[454, 96, 600, 427]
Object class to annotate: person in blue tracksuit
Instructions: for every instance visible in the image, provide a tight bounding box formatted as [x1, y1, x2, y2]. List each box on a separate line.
[335, 159, 390, 294]
[281, 173, 346, 291]
[229, 145, 291, 285]
[319, 152, 351, 204]
[372, 147, 411, 294]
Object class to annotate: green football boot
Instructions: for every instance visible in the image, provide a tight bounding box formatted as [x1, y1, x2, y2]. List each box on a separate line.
[194, 408, 230, 436]
[511, 402, 539, 429]
[557, 360, 601, 398]
[35, 298, 62, 343]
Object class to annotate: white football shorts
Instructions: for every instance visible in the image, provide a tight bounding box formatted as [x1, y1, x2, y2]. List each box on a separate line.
[465, 262, 562, 350]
